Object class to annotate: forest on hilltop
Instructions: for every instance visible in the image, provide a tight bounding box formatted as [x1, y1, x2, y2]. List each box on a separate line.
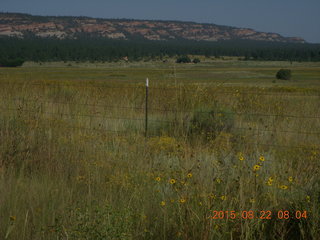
[0, 36, 319, 64]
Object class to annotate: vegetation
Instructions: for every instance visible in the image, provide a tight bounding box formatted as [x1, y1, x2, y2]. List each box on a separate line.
[0, 61, 319, 239]
[189, 106, 234, 140]
[276, 69, 292, 80]
[0, 36, 320, 62]
[176, 55, 192, 63]
[192, 58, 201, 64]
[0, 58, 24, 67]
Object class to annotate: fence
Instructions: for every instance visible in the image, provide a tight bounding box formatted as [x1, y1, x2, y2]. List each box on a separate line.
[0, 79, 319, 151]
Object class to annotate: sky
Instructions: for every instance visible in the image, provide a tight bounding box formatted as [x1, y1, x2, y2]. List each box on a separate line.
[1, 0, 320, 43]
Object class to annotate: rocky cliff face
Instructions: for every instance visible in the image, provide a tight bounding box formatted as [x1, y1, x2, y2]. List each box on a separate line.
[0, 13, 306, 43]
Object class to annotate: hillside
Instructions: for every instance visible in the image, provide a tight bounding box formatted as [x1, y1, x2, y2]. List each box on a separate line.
[0, 12, 305, 43]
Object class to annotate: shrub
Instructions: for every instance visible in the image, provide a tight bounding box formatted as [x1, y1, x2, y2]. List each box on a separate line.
[189, 106, 234, 140]
[276, 69, 292, 80]
[147, 105, 235, 140]
[0, 58, 25, 67]
[176, 55, 191, 63]
[192, 58, 201, 64]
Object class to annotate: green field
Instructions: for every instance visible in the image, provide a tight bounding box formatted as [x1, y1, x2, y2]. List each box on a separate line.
[0, 60, 319, 239]
[12, 59, 320, 87]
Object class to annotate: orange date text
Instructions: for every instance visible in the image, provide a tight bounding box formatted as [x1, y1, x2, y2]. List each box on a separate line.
[209, 210, 307, 220]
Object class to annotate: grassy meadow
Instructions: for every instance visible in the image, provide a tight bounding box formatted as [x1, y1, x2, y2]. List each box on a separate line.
[0, 59, 320, 239]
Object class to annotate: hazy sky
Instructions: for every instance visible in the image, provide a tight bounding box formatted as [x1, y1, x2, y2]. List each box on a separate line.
[1, 0, 320, 43]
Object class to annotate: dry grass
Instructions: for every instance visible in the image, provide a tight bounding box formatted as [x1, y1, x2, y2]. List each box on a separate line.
[0, 61, 319, 239]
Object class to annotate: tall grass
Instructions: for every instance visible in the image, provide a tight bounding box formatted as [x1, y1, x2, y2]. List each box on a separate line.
[0, 65, 319, 239]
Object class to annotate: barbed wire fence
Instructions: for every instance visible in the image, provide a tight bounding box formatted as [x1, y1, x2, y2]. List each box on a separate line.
[0, 79, 319, 151]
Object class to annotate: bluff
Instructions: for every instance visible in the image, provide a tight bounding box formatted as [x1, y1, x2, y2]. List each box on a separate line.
[0, 12, 305, 43]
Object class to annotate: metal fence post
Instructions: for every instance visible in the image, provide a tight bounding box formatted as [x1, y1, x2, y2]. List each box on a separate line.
[145, 78, 149, 138]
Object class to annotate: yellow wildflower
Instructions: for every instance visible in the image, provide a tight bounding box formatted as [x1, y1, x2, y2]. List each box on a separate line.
[187, 173, 193, 178]
[76, 175, 86, 182]
[220, 195, 227, 201]
[267, 180, 273, 186]
[306, 196, 311, 203]
[169, 179, 176, 184]
[209, 193, 216, 199]
[216, 178, 222, 184]
[259, 156, 265, 161]
[170, 199, 175, 203]
[288, 176, 293, 182]
[268, 177, 274, 182]
[179, 199, 186, 204]
[253, 165, 261, 171]
[155, 177, 161, 182]
[279, 185, 288, 190]
[238, 152, 244, 161]
[160, 201, 166, 206]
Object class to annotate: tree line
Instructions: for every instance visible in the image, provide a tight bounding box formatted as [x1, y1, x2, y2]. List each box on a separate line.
[0, 36, 319, 65]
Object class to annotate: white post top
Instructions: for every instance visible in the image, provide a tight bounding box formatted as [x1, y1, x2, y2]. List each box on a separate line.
[146, 78, 149, 87]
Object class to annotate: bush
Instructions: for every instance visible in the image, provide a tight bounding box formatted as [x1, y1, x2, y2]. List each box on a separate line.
[189, 106, 234, 140]
[192, 58, 201, 64]
[176, 55, 191, 63]
[147, 105, 235, 140]
[276, 69, 292, 80]
[0, 58, 25, 67]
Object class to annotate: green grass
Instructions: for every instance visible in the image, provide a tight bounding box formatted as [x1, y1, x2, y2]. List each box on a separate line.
[0, 60, 319, 239]
[3, 59, 320, 87]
